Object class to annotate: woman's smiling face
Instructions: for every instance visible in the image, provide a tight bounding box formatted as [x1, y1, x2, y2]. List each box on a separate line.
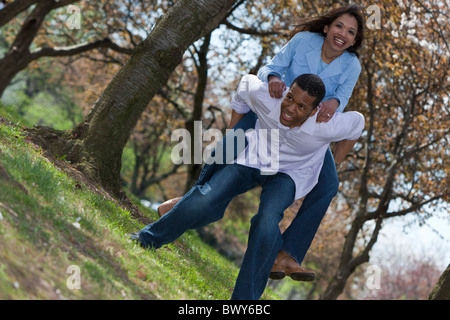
[323, 13, 358, 52]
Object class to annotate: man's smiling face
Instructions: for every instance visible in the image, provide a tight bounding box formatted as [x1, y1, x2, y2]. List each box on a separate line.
[280, 83, 318, 129]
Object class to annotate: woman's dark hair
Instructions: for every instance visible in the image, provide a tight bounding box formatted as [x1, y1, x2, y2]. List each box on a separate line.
[292, 74, 326, 107]
[289, 5, 365, 57]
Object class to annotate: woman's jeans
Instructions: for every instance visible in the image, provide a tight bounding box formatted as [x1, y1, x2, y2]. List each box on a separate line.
[138, 164, 295, 300]
[196, 111, 339, 266]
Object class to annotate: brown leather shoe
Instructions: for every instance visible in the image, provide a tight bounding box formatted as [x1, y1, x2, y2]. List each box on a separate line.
[285, 265, 315, 282]
[269, 251, 315, 281]
[157, 197, 182, 217]
[270, 263, 287, 280]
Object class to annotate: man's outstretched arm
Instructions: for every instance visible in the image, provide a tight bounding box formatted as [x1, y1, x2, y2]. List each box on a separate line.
[228, 110, 246, 129]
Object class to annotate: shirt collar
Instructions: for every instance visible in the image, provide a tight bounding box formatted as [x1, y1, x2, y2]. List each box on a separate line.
[297, 113, 318, 134]
[267, 104, 288, 129]
[306, 34, 347, 79]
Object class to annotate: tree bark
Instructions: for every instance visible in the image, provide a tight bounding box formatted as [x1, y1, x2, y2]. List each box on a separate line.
[0, 0, 54, 96]
[28, 0, 237, 196]
[428, 264, 450, 300]
[0, 0, 39, 28]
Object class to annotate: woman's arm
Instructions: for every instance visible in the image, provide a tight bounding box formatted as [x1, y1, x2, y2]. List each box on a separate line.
[333, 59, 362, 113]
[257, 32, 307, 83]
[317, 59, 362, 123]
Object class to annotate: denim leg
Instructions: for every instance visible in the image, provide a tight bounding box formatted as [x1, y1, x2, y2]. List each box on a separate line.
[138, 164, 259, 249]
[195, 112, 257, 186]
[231, 173, 295, 300]
[281, 149, 339, 265]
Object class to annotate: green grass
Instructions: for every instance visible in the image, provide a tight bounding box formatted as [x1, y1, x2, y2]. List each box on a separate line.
[0, 120, 280, 300]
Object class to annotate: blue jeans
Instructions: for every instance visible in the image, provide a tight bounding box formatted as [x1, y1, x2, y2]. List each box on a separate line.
[137, 164, 295, 300]
[197, 112, 339, 266]
[281, 148, 338, 264]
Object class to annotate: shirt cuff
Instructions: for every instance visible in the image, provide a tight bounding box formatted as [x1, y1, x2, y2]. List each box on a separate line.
[267, 72, 282, 82]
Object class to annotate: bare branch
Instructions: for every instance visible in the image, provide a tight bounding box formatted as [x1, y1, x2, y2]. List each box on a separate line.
[222, 19, 284, 37]
[29, 38, 134, 60]
[414, 0, 449, 51]
[383, 194, 448, 218]
[0, 0, 39, 28]
[50, 0, 79, 10]
[349, 217, 383, 271]
[399, 129, 450, 163]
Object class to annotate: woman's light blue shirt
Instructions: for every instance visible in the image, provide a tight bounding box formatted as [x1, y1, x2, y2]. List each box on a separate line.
[257, 31, 362, 112]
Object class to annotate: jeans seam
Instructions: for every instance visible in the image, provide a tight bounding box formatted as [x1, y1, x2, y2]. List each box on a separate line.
[252, 234, 281, 298]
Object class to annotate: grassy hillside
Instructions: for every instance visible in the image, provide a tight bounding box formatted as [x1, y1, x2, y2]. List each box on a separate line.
[0, 118, 279, 300]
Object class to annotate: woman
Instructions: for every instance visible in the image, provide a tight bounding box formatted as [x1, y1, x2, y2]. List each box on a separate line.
[159, 5, 366, 282]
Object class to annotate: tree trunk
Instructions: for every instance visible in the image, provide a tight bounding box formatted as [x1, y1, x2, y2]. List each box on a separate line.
[319, 216, 368, 300]
[319, 212, 383, 300]
[428, 264, 450, 300]
[28, 0, 237, 196]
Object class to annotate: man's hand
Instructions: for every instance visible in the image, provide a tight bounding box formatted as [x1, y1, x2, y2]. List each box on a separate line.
[268, 76, 286, 99]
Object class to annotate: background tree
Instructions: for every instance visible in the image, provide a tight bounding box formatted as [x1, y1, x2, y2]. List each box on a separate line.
[428, 264, 450, 300]
[27, 0, 238, 196]
[0, 0, 141, 97]
[319, 0, 449, 299]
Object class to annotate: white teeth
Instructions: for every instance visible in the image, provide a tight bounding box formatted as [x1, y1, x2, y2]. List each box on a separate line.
[284, 112, 292, 119]
[335, 38, 344, 45]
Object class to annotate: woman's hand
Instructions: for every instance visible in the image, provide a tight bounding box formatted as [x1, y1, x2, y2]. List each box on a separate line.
[316, 99, 339, 123]
[268, 76, 286, 99]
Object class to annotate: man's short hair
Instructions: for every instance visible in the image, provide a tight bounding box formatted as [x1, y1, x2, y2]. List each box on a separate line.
[291, 74, 326, 107]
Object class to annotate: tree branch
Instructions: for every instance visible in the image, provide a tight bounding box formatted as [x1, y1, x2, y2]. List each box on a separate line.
[0, 0, 39, 28]
[399, 129, 450, 163]
[29, 38, 134, 60]
[50, 0, 79, 10]
[222, 19, 284, 36]
[348, 217, 383, 271]
[414, 0, 449, 51]
[382, 194, 448, 218]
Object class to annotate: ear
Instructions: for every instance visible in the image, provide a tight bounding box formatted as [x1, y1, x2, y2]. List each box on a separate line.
[323, 25, 329, 34]
[309, 106, 319, 117]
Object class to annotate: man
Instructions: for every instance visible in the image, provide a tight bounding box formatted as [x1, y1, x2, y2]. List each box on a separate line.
[131, 74, 365, 300]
